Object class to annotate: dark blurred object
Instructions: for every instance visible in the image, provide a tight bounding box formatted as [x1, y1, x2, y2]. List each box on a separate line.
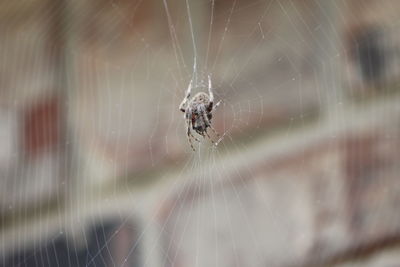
[353, 27, 386, 86]
[344, 23, 400, 96]
[0, 220, 140, 267]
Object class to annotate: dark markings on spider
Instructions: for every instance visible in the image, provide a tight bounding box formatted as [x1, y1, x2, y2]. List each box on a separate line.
[179, 75, 220, 151]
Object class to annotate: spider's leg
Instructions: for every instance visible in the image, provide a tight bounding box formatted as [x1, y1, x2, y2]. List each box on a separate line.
[204, 111, 220, 140]
[208, 75, 213, 103]
[186, 78, 193, 97]
[207, 125, 220, 139]
[188, 135, 196, 151]
[207, 75, 214, 112]
[204, 129, 215, 144]
[200, 108, 212, 128]
[179, 79, 193, 112]
[200, 110, 216, 144]
[186, 115, 200, 151]
[212, 100, 222, 113]
[190, 131, 201, 143]
[186, 122, 196, 151]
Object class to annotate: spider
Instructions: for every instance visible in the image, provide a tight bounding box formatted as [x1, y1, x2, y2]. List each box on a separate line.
[179, 75, 220, 151]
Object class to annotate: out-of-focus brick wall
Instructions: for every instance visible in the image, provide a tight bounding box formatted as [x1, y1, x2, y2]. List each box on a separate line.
[0, 0, 65, 213]
[1, 0, 400, 266]
[158, 115, 400, 266]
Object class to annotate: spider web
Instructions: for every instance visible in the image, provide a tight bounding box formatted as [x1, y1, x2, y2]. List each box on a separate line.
[1, 0, 400, 267]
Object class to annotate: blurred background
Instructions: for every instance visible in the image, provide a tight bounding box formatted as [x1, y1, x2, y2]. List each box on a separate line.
[1, 0, 400, 266]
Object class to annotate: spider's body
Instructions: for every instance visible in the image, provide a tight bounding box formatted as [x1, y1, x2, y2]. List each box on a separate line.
[185, 92, 212, 133]
[179, 76, 220, 151]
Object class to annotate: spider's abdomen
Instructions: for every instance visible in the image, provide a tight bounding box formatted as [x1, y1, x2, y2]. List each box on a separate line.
[191, 111, 207, 132]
